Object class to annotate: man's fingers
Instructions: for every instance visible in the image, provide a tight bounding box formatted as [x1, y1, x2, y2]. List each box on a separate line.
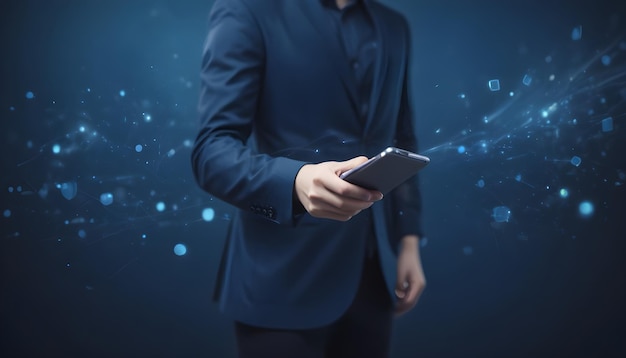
[394, 280, 409, 299]
[395, 282, 418, 316]
[328, 175, 383, 202]
[308, 189, 373, 213]
[404, 283, 418, 304]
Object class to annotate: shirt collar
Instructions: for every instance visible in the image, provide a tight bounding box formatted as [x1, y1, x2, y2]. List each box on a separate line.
[320, 0, 371, 8]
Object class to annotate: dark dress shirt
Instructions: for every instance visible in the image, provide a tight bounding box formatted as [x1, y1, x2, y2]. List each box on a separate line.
[322, 0, 377, 123]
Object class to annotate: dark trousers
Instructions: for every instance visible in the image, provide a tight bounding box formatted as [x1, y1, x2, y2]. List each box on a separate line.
[234, 254, 394, 358]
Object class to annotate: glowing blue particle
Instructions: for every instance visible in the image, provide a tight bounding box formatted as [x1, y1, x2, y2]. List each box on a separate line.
[570, 156, 582, 167]
[571, 26, 582, 41]
[457, 145, 466, 154]
[578, 201, 594, 218]
[143, 113, 152, 122]
[142, 234, 147, 239]
[25, 91, 35, 99]
[99, 192, 114, 206]
[509, 91, 514, 97]
[173, 243, 187, 256]
[60, 182, 78, 200]
[601, 55, 611, 66]
[522, 74, 532, 86]
[515, 174, 522, 182]
[541, 110, 549, 118]
[559, 188, 569, 198]
[463, 246, 473, 256]
[119, 89, 126, 97]
[476, 179, 485, 188]
[135, 144, 143, 153]
[457, 93, 466, 99]
[492, 206, 511, 223]
[8, 186, 14, 193]
[79, 126, 85, 133]
[52, 144, 61, 154]
[9, 106, 15, 111]
[156, 201, 166, 212]
[602, 117, 613, 132]
[202, 208, 215, 222]
[488, 79, 500, 91]
[3, 209, 10, 218]
[78, 229, 86, 239]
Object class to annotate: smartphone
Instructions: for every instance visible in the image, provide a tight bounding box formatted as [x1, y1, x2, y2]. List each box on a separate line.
[339, 147, 430, 194]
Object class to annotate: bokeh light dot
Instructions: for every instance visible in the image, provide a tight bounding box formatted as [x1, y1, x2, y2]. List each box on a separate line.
[578, 201, 594, 218]
[156, 201, 166, 212]
[3, 209, 11, 218]
[99, 192, 114, 206]
[174, 243, 187, 256]
[492, 206, 511, 223]
[202, 208, 215, 222]
[52, 144, 61, 154]
[135, 144, 143, 153]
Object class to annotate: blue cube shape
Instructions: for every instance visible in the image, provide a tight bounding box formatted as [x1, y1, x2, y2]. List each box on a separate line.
[488, 79, 500, 91]
[602, 117, 613, 132]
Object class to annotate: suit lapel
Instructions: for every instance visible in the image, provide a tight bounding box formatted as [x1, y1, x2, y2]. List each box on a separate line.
[301, 0, 359, 113]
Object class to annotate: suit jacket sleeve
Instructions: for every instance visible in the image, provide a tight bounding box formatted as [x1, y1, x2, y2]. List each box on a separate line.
[392, 17, 424, 242]
[191, 0, 306, 225]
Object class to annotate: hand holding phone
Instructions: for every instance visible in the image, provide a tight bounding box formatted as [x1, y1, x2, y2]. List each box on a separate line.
[339, 147, 430, 194]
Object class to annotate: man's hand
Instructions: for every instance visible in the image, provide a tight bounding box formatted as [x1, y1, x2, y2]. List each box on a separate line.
[395, 235, 426, 316]
[294, 156, 384, 221]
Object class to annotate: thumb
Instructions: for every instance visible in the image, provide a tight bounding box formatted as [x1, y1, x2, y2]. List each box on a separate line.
[335, 156, 369, 175]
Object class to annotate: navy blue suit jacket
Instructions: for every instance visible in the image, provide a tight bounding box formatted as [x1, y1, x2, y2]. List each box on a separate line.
[191, 0, 423, 329]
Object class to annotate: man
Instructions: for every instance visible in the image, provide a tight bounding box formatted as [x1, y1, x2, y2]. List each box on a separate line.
[191, 0, 426, 356]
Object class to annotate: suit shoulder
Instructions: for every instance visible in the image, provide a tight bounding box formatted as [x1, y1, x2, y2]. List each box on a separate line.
[216, 0, 281, 12]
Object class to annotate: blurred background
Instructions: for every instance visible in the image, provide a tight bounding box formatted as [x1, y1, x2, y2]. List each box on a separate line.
[1, 0, 625, 356]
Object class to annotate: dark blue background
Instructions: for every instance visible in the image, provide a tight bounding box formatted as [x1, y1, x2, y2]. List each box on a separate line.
[1, 0, 625, 357]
